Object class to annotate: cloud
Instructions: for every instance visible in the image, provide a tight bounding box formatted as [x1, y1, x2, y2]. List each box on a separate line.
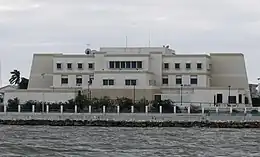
[1, 0, 260, 85]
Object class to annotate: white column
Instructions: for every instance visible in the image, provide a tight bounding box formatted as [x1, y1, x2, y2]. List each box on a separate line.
[18, 105, 21, 113]
[74, 105, 77, 113]
[188, 106, 190, 114]
[60, 105, 63, 114]
[145, 106, 148, 114]
[244, 107, 247, 114]
[230, 107, 232, 114]
[159, 106, 162, 114]
[131, 106, 134, 113]
[4, 105, 7, 113]
[216, 107, 219, 113]
[174, 106, 176, 114]
[46, 105, 49, 113]
[32, 105, 35, 113]
[89, 105, 91, 113]
[103, 105, 106, 114]
[202, 107, 204, 114]
[117, 106, 120, 114]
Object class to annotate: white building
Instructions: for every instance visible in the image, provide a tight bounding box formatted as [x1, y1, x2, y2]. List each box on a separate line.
[4, 46, 252, 107]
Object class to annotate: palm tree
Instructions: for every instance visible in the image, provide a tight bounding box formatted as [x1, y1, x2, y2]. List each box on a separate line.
[9, 70, 28, 89]
[9, 70, 20, 85]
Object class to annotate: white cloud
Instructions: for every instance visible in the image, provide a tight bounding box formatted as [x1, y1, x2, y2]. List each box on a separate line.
[1, 0, 260, 85]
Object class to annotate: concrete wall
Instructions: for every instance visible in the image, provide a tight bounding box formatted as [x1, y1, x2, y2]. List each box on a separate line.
[28, 54, 55, 89]
[161, 87, 249, 107]
[4, 90, 77, 104]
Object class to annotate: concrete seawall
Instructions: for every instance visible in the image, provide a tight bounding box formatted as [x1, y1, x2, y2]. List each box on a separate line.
[0, 113, 260, 128]
[1, 119, 260, 128]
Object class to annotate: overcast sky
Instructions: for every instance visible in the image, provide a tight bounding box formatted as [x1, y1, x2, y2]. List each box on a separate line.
[1, 0, 260, 86]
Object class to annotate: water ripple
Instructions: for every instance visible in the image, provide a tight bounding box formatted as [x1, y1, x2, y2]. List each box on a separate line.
[0, 126, 260, 156]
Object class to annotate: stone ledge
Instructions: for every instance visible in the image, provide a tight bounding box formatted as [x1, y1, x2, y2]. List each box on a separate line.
[1, 119, 260, 128]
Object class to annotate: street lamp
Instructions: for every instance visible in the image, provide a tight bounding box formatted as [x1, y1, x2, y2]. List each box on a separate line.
[180, 84, 183, 106]
[133, 83, 136, 104]
[41, 73, 46, 113]
[87, 76, 92, 100]
[228, 85, 231, 104]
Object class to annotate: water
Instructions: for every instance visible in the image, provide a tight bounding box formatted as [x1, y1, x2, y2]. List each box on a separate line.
[0, 126, 260, 157]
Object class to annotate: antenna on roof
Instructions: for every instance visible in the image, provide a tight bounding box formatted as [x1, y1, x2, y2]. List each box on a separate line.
[148, 29, 151, 47]
[125, 36, 128, 48]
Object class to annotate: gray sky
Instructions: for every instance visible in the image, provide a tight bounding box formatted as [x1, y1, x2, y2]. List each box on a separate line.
[1, 0, 260, 86]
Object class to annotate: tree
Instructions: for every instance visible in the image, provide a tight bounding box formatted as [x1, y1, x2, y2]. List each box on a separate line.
[9, 70, 28, 89]
[9, 70, 20, 85]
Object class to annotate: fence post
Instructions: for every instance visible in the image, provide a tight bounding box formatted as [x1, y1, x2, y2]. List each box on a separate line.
[46, 105, 49, 113]
[145, 106, 148, 114]
[117, 105, 120, 114]
[89, 105, 91, 113]
[4, 105, 7, 113]
[74, 105, 77, 113]
[32, 105, 35, 113]
[18, 105, 21, 113]
[174, 106, 176, 114]
[159, 106, 162, 114]
[103, 105, 106, 114]
[131, 106, 134, 113]
[60, 105, 63, 114]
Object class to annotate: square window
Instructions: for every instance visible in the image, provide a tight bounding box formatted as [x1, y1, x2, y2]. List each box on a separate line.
[197, 63, 202, 69]
[176, 75, 182, 85]
[132, 61, 137, 68]
[162, 78, 168, 85]
[76, 76, 82, 84]
[175, 63, 180, 69]
[137, 61, 142, 68]
[78, 63, 83, 69]
[126, 61, 131, 68]
[164, 63, 169, 69]
[103, 79, 108, 85]
[109, 79, 114, 85]
[115, 61, 120, 68]
[67, 63, 72, 69]
[125, 80, 131, 85]
[88, 63, 94, 69]
[190, 75, 198, 85]
[56, 63, 62, 69]
[121, 62, 126, 68]
[109, 61, 115, 68]
[131, 80, 136, 85]
[186, 63, 191, 69]
[61, 76, 68, 84]
[125, 79, 137, 86]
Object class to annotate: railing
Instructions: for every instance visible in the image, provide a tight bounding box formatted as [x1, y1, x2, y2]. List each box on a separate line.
[0, 104, 259, 115]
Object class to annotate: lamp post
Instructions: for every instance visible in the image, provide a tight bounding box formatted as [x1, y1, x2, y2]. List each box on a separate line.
[133, 84, 136, 104]
[228, 85, 231, 104]
[180, 84, 183, 106]
[41, 73, 45, 113]
[87, 76, 92, 100]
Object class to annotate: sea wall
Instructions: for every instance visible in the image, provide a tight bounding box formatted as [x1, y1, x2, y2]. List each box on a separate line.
[1, 119, 260, 128]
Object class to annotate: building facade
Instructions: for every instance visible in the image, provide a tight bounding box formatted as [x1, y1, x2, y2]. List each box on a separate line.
[4, 47, 252, 107]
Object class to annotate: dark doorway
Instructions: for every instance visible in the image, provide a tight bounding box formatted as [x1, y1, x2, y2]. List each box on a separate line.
[228, 96, 236, 104]
[239, 94, 242, 104]
[216, 94, 223, 103]
[154, 95, 161, 101]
